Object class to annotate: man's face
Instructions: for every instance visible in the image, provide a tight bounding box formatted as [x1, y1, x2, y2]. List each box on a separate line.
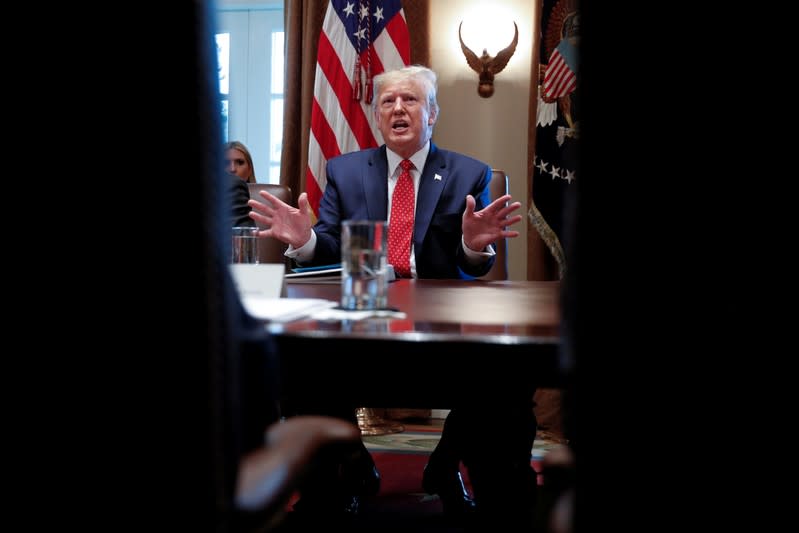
[375, 79, 436, 159]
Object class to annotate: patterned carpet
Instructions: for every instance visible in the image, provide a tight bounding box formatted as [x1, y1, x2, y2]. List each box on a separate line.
[363, 424, 566, 461]
[279, 422, 566, 531]
[355, 424, 567, 531]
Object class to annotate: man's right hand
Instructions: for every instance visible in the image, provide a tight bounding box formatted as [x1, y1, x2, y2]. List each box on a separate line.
[249, 191, 314, 249]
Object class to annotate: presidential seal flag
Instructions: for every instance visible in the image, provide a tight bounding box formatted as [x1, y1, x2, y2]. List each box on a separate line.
[306, 0, 411, 217]
[531, 0, 579, 279]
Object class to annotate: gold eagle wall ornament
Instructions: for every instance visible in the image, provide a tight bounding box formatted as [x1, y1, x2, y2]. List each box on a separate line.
[459, 20, 519, 98]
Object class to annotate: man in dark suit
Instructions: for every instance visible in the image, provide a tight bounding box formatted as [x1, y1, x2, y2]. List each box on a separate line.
[249, 65, 535, 528]
[250, 66, 521, 279]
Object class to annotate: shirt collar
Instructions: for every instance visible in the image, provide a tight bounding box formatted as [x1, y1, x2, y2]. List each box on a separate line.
[386, 141, 430, 178]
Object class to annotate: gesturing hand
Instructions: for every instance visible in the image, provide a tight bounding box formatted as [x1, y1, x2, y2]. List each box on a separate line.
[248, 191, 314, 249]
[461, 194, 523, 252]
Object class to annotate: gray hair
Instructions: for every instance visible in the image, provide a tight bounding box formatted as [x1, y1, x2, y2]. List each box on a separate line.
[372, 65, 440, 119]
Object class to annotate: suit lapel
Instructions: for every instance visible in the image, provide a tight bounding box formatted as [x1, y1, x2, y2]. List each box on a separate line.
[414, 143, 447, 245]
[364, 146, 389, 221]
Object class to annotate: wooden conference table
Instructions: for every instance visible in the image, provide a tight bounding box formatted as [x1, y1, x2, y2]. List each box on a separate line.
[266, 279, 563, 408]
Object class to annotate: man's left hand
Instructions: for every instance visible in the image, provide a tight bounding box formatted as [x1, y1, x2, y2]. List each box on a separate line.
[461, 194, 523, 252]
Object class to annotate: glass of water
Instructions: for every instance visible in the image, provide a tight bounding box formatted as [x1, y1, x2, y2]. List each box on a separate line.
[341, 220, 388, 310]
[231, 226, 259, 264]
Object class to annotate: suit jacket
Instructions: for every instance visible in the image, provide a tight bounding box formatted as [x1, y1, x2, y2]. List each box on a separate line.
[229, 174, 255, 228]
[313, 143, 494, 279]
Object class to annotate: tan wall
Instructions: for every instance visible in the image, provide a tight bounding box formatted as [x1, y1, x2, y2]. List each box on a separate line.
[428, 0, 536, 281]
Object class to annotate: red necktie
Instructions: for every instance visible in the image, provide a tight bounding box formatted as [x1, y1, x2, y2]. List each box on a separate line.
[388, 159, 414, 278]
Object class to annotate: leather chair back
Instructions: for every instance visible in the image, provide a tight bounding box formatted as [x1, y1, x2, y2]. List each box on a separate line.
[479, 169, 509, 280]
[247, 183, 294, 267]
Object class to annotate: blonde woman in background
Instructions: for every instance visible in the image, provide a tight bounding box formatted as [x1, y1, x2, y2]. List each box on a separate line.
[224, 141, 257, 183]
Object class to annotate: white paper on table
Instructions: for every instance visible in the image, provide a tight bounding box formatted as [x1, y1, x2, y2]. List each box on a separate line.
[240, 296, 337, 322]
[309, 308, 407, 321]
[229, 263, 286, 298]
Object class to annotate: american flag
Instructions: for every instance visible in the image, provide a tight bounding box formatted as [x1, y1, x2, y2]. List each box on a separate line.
[532, 0, 579, 280]
[542, 38, 577, 102]
[306, 0, 410, 217]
